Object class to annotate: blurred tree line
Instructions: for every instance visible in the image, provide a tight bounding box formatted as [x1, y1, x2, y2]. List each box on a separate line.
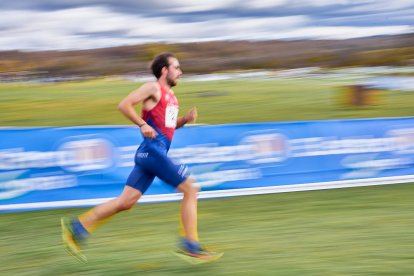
[0, 33, 413, 78]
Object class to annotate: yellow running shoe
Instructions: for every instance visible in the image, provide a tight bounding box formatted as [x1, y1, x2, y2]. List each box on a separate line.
[60, 217, 87, 263]
[173, 239, 223, 264]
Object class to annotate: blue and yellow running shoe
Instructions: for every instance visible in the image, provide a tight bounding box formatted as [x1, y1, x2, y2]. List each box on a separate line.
[60, 217, 88, 263]
[173, 238, 223, 264]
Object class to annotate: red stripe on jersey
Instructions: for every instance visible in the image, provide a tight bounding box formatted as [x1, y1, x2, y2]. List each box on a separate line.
[142, 83, 179, 141]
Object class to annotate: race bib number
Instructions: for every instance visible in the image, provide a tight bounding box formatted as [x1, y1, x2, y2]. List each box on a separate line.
[165, 105, 178, 128]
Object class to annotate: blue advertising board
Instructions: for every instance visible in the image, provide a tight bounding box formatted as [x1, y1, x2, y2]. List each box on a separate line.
[1, 117, 414, 212]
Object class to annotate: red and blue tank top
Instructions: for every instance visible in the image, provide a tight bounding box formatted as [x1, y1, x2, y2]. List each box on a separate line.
[141, 83, 179, 149]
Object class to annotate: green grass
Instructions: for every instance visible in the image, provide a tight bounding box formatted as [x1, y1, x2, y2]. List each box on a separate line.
[1, 78, 413, 275]
[1, 183, 413, 275]
[0, 78, 413, 126]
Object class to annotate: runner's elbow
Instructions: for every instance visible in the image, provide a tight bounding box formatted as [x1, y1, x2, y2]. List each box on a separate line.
[117, 100, 129, 113]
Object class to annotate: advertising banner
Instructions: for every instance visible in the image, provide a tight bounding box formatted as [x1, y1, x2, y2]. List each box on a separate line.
[1, 117, 413, 212]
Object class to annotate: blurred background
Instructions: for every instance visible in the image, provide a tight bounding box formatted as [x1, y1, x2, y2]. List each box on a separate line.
[1, 1, 414, 275]
[0, 0, 413, 125]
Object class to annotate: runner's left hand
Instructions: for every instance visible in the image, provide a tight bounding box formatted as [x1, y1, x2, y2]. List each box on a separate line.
[184, 107, 198, 123]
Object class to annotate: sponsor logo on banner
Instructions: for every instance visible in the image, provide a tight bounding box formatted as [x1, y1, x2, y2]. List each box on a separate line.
[0, 136, 115, 200]
[339, 127, 414, 179]
[58, 138, 114, 173]
[387, 128, 414, 154]
[239, 132, 289, 164]
[340, 154, 411, 179]
[168, 130, 288, 188]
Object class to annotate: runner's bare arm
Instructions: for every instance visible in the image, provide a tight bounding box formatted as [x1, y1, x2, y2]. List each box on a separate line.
[118, 82, 158, 138]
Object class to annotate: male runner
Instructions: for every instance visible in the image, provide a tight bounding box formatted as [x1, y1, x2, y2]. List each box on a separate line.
[61, 53, 222, 263]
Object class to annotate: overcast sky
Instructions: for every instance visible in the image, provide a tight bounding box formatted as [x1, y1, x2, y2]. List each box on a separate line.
[1, 0, 413, 51]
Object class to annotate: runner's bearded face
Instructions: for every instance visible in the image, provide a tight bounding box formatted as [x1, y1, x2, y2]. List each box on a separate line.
[166, 58, 182, 87]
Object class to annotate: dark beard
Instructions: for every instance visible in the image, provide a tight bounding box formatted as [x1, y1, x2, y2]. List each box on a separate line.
[167, 77, 177, 87]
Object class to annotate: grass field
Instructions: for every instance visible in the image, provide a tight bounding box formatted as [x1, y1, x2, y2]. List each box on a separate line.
[1, 77, 413, 275]
[0, 78, 413, 126]
[1, 183, 413, 275]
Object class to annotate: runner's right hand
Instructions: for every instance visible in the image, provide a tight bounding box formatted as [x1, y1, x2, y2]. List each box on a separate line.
[140, 124, 157, 139]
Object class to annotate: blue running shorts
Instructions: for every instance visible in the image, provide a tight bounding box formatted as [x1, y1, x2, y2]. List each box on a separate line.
[125, 142, 189, 194]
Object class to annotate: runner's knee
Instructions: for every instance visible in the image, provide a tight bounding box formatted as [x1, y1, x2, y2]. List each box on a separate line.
[116, 197, 137, 211]
[116, 188, 141, 211]
[180, 178, 199, 196]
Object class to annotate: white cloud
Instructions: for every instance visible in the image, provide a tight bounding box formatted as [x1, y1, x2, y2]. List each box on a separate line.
[268, 25, 414, 40]
[166, 0, 237, 12]
[341, 0, 414, 13]
[293, 0, 350, 7]
[128, 15, 309, 42]
[0, 2, 412, 51]
[0, 7, 311, 50]
[0, 7, 150, 50]
[242, 0, 289, 9]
